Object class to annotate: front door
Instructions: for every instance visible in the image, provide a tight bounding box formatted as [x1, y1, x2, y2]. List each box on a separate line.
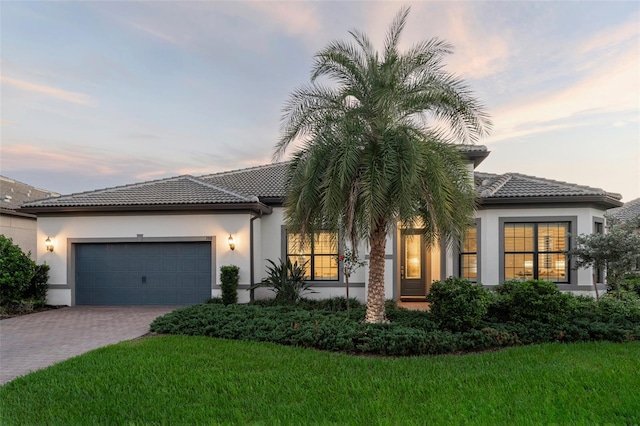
[400, 230, 427, 297]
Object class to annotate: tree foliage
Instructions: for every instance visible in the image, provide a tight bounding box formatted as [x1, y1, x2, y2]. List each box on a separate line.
[275, 7, 491, 322]
[568, 214, 640, 297]
[0, 235, 49, 308]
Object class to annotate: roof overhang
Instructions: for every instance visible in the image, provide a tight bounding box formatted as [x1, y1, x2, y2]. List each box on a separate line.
[19, 202, 273, 215]
[463, 149, 490, 168]
[478, 194, 623, 209]
[0, 207, 36, 219]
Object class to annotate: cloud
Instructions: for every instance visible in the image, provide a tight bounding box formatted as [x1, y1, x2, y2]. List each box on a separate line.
[93, 1, 326, 56]
[485, 46, 639, 144]
[245, 1, 322, 37]
[579, 18, 640, 55]
[0, 76, 93, 105]
[362, 3, 510, 79]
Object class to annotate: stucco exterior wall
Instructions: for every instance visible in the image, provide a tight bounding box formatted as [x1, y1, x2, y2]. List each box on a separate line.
[475, 205, 605, 291]
[1, 214, 37, 259]
[37, 212, 254, 305]
[258, 207, 369, 302]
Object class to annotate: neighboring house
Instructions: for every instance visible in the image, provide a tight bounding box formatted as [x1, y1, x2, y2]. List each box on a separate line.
[20, 146, 623, 307]
[0, 176, 59, 258]
[608, 197, 640, 223]
[608, 197, 640, 273]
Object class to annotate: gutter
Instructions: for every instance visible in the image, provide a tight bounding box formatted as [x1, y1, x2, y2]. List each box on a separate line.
[19, 202, 273, 215]
[478, 195, 623, 209]
[249, 213, 262, 303]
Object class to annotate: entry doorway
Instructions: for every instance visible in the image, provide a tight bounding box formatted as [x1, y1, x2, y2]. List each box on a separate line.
[399, 229, 430, 298]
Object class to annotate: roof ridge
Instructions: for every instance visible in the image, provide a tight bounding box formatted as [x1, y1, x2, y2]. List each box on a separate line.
[0, 175, 60, 197]
[199, 161, 290, 179]
[480, 173, 512, 197]
[185, 176, 257, 202]
[24, 174, 196, 204]
[510, 173, 622, 199]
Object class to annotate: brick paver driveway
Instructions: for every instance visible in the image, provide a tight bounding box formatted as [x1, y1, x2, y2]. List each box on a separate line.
[0, 306, 178, 385]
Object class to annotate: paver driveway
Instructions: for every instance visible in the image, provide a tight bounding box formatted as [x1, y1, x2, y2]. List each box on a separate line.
[0, 306, 178, 385]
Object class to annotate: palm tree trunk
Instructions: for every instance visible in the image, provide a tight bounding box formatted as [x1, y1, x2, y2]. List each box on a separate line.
[365, 221, 388, 323]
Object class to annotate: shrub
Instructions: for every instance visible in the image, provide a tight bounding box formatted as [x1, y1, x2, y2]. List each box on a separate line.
[150, 303, 519, 356]
[621, 273, 640, 298]
[220, 265, 240, 305]
[597, 290, 640, 324]
[426, 277, 491, 332]
[250, 258, 316, 303]
[296, 297, 363, 312]
[23, 263, 50, 307]
[489, 280, 571, 325]
[0, 236, 36, 306]
[385, 305, 438, 331]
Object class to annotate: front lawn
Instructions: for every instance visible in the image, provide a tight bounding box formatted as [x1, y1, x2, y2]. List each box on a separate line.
[1, 336, 638, 424]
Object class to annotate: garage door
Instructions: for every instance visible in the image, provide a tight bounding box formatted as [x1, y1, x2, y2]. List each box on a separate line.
[75, 242, 212, 305]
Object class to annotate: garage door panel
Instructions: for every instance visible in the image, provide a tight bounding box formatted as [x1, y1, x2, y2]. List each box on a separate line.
[75, 242, 212, 306]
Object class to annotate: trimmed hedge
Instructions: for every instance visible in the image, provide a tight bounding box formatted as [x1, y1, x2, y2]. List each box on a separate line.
[220, 265, 239, 305]
[426, 277, 491, 332]
[151, 279, 640, 357]
[150, 303, 518, 356]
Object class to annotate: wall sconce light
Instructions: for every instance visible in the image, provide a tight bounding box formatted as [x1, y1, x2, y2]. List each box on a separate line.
[45, 237, 54, 252]
[228, 234, 235, 251]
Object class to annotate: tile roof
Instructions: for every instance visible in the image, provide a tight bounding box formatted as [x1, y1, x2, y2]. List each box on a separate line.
[608, 198, 640, 222]
[199, 162, 289, 199]
[0, 175, 59, 210]
[20, 154, 622, 212]
[21, 175, 258, 208]
[475, 172, 622, 201]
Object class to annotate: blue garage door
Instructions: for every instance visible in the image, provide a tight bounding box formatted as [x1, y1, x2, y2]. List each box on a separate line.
[75, 242, 212, 305]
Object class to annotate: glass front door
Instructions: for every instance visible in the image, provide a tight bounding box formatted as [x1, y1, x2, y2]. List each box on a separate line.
[400, 230, 427, 297]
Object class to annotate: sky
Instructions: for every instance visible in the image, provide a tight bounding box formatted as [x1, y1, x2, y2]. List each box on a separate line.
[1, 1, 639, 202]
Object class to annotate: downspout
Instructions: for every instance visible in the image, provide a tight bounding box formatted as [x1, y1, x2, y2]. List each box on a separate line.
[250, 212, 261, 302]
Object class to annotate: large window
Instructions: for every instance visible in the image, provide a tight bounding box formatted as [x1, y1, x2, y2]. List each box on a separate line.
[459, 226, 478, 282]
[594, 219, 604, 283]
[504, 222, 569, 283]
[286, 232, 339, 281]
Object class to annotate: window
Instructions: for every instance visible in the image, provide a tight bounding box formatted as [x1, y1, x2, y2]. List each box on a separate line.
[459, 226, 478, 282]
[286, 231, 339, 281]
[503, 222, 569, 283]
[594, 219, 604, 283]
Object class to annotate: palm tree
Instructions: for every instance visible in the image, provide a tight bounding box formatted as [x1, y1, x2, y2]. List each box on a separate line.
[275, 7, 491, 323]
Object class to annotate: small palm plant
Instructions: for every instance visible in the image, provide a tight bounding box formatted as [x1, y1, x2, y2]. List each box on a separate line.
[250, 258, 315, 303]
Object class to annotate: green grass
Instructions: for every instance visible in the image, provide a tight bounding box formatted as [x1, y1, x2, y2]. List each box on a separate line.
[1, 337, 639, 425]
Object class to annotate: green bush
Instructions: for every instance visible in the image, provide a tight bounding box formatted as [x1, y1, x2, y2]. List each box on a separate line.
[0, 236, 36, 306]
[489, 280, 571, 325]
[220, 265, 239, 305]
[426, 277, 491, 332]
[250, 258, 316, 303]
[295, 297, 363, 312]
[150, 303, 519, 356]
[597, 290, 640, 324]
[23, 263, 50, 307]
[621, 273, 640, 297]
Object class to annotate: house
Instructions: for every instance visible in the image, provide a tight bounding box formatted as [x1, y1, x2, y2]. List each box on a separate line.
[20, 146, 623, 306]
[608, 197, 640, 273]
[608, 197, 640, 223]
[0, 176, 59, 258]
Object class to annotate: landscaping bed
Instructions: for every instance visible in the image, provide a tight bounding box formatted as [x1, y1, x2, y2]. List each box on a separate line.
[151, 279, 640, 356]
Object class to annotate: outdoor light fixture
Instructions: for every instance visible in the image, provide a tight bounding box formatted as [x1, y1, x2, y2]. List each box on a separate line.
[228, 235, 235, 251]
[45, 237, 54, 252]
